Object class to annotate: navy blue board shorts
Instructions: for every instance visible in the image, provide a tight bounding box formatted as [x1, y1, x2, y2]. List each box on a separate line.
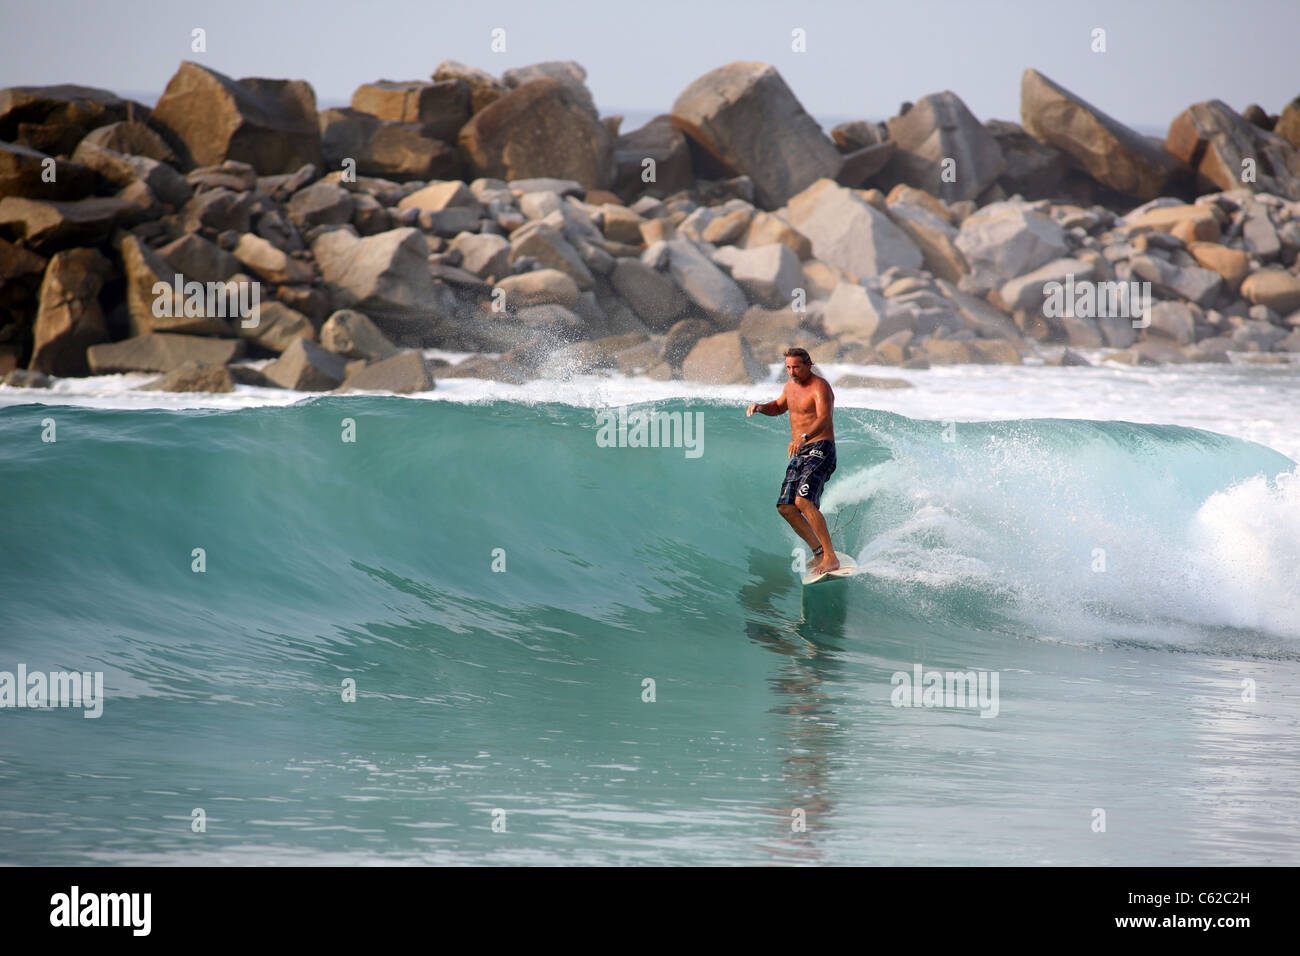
[778, 439, 837, 509]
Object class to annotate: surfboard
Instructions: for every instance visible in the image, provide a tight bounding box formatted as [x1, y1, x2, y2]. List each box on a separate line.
[801, 551, 862, 586]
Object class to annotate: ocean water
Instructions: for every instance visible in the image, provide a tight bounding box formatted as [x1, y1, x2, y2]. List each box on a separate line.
[2, 359, 1299, 865]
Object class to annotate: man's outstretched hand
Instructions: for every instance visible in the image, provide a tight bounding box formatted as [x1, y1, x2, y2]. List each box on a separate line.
[746, 403, 760, 417]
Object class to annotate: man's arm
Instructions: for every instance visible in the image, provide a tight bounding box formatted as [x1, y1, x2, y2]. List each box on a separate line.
[746, 388, 788, 417]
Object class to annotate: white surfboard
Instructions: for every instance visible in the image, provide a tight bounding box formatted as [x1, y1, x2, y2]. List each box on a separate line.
[801, 551, 862, 586]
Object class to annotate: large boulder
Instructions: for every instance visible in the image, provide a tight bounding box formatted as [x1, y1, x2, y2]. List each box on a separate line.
[0, 84, 148, 155]
[1165, 100, 1300, 200]
[712, 243, 802, 308]
[780, 179, 923, 278]
[310, 227, 440, 338]
[953, 200, 1069, 293]
[262, 337, 346, 390]
[81, 121, 177, 163]
[158, 233, 241, 284]
[29, 248, 112, 376]
[87, 333, 245, 373]
[662, 237, 749, 327]
[501, 61, 598, 117]
[150, 61, 323, 173]
[495, 268, 581, 309]
[885, 200, 968, 283]
[680, 329, 765, 384]
[0, 196, 141, 253]
[119, 234, 235, 336]
[318, 108, 461, 182]
[287, 181, 354, 229]
[0, 142, 96, 201]
[458, 78, 614, 190]
[319, 308, 398, 361]
[232, 232, 314, 284]
[336, 350, 434, 393]
[613, 115, 694, 201]
[1241, 269, 1300, 314]
[350, 79, 471, 142]
[238, 300, 315, 353]
[70, 140, 192, 206]
[882, 91, 1005, 202]
[669, 62, 841, 210]
[1020, 68, 1185, 201]
[609, 257, 689, 330]
[432, 61, 505, 114]
[139, 360, 236, 393]
[1129, 254, 1223, 307]
[984, 119, 1068, 199]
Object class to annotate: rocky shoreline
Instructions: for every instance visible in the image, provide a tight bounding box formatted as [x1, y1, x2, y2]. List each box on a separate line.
[2, 59, 1299, 394]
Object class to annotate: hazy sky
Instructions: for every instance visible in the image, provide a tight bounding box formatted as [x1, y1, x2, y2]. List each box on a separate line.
[1, 0, 1296, 133]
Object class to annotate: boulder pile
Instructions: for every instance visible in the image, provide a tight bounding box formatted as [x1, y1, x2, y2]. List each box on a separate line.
[2, 60, 1299, 392]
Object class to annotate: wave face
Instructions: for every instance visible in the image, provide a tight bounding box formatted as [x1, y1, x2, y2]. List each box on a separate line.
[2, 398, 1298, 660]
[2, 398, 1299, 865]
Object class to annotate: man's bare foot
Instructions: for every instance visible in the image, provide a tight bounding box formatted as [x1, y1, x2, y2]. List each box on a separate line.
[812, 554, 840, 575]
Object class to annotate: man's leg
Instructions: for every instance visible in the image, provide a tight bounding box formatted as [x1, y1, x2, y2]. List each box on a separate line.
[777, 503, 822, 563]
[795, 496, 838, 573]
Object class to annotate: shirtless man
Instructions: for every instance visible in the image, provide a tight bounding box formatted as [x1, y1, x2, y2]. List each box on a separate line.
[745, 347, 839, 575]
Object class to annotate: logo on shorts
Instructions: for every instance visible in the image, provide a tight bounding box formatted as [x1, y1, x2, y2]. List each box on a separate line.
[799, 483, 810, 496]
[808, 449, 824, 458]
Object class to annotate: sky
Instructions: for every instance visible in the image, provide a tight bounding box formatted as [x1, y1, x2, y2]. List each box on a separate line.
[0, 0, 1296, 134]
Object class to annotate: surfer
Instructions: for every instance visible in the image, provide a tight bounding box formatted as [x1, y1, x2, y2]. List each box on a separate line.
[746, 347, 839, 576]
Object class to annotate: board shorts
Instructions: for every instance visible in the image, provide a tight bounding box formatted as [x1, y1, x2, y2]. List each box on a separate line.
[777, 440, 837, 509]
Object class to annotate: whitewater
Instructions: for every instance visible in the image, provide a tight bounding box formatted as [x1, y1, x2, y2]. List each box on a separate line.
[2, 356, 1299, 865]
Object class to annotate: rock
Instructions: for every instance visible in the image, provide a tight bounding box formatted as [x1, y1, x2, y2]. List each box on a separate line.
[399, 180, 479, 213]
[240, 300, 314, 352]
[781, 179, 922, 277]
[180, 188, 251, 237]
[158, 233, 240, 284]
[834, 374, 913, 388]
[1146, 301, 1196, 345]
[954, 201, 1069, 293]
[319, 108, 461, 182]
[0, 196, 140, 253]
[701, 207, 753, 246]
[669, 62, 841, 210]
[310, 227, 439, 337]
[501, 61, 598, 117]
[287, 181, 354, 229]
[740, 211, 812, 259]
[71, 141, 193, 205]
[119, 234, 234, 336]
[680, 329, 764, 383]
[1129, 203, 1220, 242]
[87, 333, 246, 373]
[737, 306, 822, 363]
[984, 119, 1067, 199]
[495, 268, 581, 309]
[0, 141, 97, 201]
[459, 79, 614, 190]
[1166, 100, 1300, 200]
[0, 84, 148, 155]
[999, 257, 1096, 313]
[886, 201, 968, 282]
[969, 339, 1024, 364]
[822, 282, 894, 345]
[1241, 202, 1281, 260]
[1131, 339, 1190, 364]
[232, 232, 314, 283]
[350, 79, 470, 142]
[931, 279, 1024, 341]
[1240, 269, 1300, 314]
[662, 237, 749, 327]
[662, 318, 713, 366]
[275, 284, 328, 322]
[1129, 254, 1222, 306]
[139, 360, 235, 393]
[262, 336, 346, 390]
[186, 159, 257, 192]
[835, 142, 897, 188]
[320, 309, 399, 361]
[432, 61, 505, 114]
[82, 121, 177, 164]
[881, 91, 1005, 202]
[29, 247, 111, 376]
[433, 353, 529, 384]
[451, 232, 511, 278]
[1020, 68, 1185, 201]
[920, 338, 978, 365]
[613, 115, 694, 201]
[3, 368, 52, 387]
[1187, 241, 1250, 289]
[150, 62, 321, 173]
[609, 257, 689, 330]
[336, 349, 434, 393]
[713, 243, 802, 308]
[509, 226, 595, 290]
